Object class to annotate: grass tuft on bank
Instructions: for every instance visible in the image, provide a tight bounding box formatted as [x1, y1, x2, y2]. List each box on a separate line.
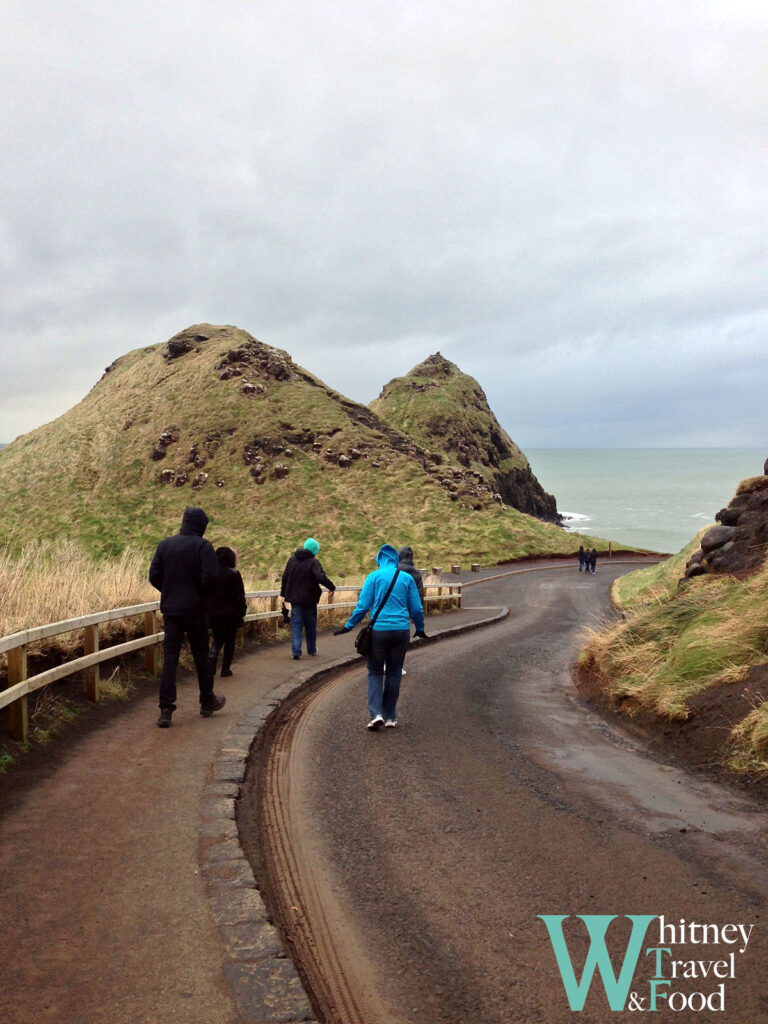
[581, 540, 768, 773]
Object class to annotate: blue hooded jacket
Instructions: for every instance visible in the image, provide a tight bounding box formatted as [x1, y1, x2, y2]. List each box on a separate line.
[345, 544, 425, 633]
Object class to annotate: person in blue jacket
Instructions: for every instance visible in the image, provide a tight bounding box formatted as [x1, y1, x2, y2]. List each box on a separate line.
[335, 543, 427, 730]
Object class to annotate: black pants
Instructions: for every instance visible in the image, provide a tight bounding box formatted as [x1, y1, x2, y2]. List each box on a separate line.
[209, 616, 239, 674]
[159, 613, 214, 711]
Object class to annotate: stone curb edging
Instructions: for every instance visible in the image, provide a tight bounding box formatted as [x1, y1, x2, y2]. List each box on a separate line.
[197, 606, 509, 1024]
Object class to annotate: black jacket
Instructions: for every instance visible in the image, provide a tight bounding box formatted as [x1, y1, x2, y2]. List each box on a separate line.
[149, 507, 219, 616]
[207, 548, 248, 623]
[281, 548, 335, 605]
[397, 546, 424, 602]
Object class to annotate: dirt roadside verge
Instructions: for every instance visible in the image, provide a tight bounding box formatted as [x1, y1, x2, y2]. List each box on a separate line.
[573, 660, 768, 801]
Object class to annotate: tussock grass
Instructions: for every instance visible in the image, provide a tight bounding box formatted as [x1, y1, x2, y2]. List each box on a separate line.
[729, 701, 768, 774]
[582, 554, 768, 771]
[0, 538, 155, 652]
[610, 529, 709, 610]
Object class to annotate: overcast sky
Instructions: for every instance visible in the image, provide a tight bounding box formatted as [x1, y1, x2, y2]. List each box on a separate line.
[1, 1, 765, 449]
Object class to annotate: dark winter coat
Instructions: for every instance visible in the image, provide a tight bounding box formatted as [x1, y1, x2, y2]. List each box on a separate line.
[280, 548, 336, 606]
[207, 547, 248, 624]
[397, 545, 424, 602]
[148, 507, 219, 616]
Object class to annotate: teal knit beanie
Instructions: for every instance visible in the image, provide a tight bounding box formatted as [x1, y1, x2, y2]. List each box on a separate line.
[304, 537, 320, 555]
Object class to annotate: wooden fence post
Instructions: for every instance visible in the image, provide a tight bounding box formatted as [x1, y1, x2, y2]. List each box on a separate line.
[83, 624, 100, 703]
[7, 644, 28, 744]
[144, 610, 159, 675]
[271, 595, 279, 638]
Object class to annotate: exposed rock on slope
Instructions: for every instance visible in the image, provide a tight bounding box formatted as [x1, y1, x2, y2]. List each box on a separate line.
[684, 458, 768, 578]
[370, 353, 559, 521]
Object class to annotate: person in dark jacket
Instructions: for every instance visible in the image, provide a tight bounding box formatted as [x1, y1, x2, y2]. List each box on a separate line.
[334, 543, 426, 730]
[397, 545, 424, 602]
[589, 548, 598, 574]
[578, 546, 585, 572]
[149, 507, 225, 727]
[208, 547, 248, 678]
[280, 537, 336, 659]
[397, 545, 424, 677]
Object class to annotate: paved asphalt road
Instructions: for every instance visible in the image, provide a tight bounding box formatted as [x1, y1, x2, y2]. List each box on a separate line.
[243, 562, 768, 1023]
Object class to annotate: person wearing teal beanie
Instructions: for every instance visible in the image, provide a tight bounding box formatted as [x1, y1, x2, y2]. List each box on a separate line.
[280, 537, 336, 658]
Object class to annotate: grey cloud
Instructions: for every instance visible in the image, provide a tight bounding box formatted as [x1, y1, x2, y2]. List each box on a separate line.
[0, 0, 765, 446]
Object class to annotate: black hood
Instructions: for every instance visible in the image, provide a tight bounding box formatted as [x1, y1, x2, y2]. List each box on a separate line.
[216, 546, 236, 568]
[398, 546, 415, 564]
[294, 547, 314, 560]
[180, 507, 209, 536]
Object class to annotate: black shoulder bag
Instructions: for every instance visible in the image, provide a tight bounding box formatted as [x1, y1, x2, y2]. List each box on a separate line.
[354, 569, 400, 657]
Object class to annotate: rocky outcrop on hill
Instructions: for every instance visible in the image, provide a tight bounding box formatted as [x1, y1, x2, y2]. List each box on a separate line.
[684, 461, 768, 578]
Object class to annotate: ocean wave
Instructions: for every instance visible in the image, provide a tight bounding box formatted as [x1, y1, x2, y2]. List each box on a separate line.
[560, 511, 592, 523]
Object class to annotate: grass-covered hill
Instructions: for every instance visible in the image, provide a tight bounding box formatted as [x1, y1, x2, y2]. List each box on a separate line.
[0, 325, 605, 580]
[370, 353, 558, 520]
[579, 467, 768, 777]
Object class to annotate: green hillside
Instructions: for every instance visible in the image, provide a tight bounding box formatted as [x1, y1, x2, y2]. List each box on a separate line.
[0, 325, 603, 579]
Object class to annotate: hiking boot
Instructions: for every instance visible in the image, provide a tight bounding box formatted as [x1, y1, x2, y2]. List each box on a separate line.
[157, 708, 173, 728]
[200, 694, 226, 717]
[367, 715, 384, 731]
[221, 668, 233, 677]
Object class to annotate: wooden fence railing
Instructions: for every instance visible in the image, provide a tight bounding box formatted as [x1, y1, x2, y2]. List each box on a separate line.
[0, 582, 461, 744]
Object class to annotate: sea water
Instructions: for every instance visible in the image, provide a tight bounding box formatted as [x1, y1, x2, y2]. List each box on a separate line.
[527, 449, 765, 555]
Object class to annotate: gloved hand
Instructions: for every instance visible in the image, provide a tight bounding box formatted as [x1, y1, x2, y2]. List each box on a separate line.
[333, 627, 349, 636]
[414, 630, 429, 640]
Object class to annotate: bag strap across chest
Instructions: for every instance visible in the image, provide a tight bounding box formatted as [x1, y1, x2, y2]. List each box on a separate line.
[368, 569, 400, 628]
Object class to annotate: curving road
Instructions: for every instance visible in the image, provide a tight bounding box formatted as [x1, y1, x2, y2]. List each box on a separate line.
[240, 563, 768, 1023]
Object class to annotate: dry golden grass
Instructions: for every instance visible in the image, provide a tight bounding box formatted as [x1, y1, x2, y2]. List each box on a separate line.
[0, 538, 158, 673]
[582, 556, 768, 767]
[728, 697, 768, 775]
[0, 539, 155, 637]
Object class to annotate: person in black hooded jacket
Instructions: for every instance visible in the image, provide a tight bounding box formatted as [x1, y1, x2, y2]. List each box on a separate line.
[397, 545, 424, 602]
[208, 546, 248, 678]
[280, 537, 336, 659]
[149, 507, 225, 727]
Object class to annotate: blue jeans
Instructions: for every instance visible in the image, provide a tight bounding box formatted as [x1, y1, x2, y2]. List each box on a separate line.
[366, 629, 410, 720]
[290, 604, 318, 656]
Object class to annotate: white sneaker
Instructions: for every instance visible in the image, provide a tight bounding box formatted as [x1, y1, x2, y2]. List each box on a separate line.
[367, 715, 384, 731]
[384, 719, 398, 728]
[401, 669, 407, 675]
